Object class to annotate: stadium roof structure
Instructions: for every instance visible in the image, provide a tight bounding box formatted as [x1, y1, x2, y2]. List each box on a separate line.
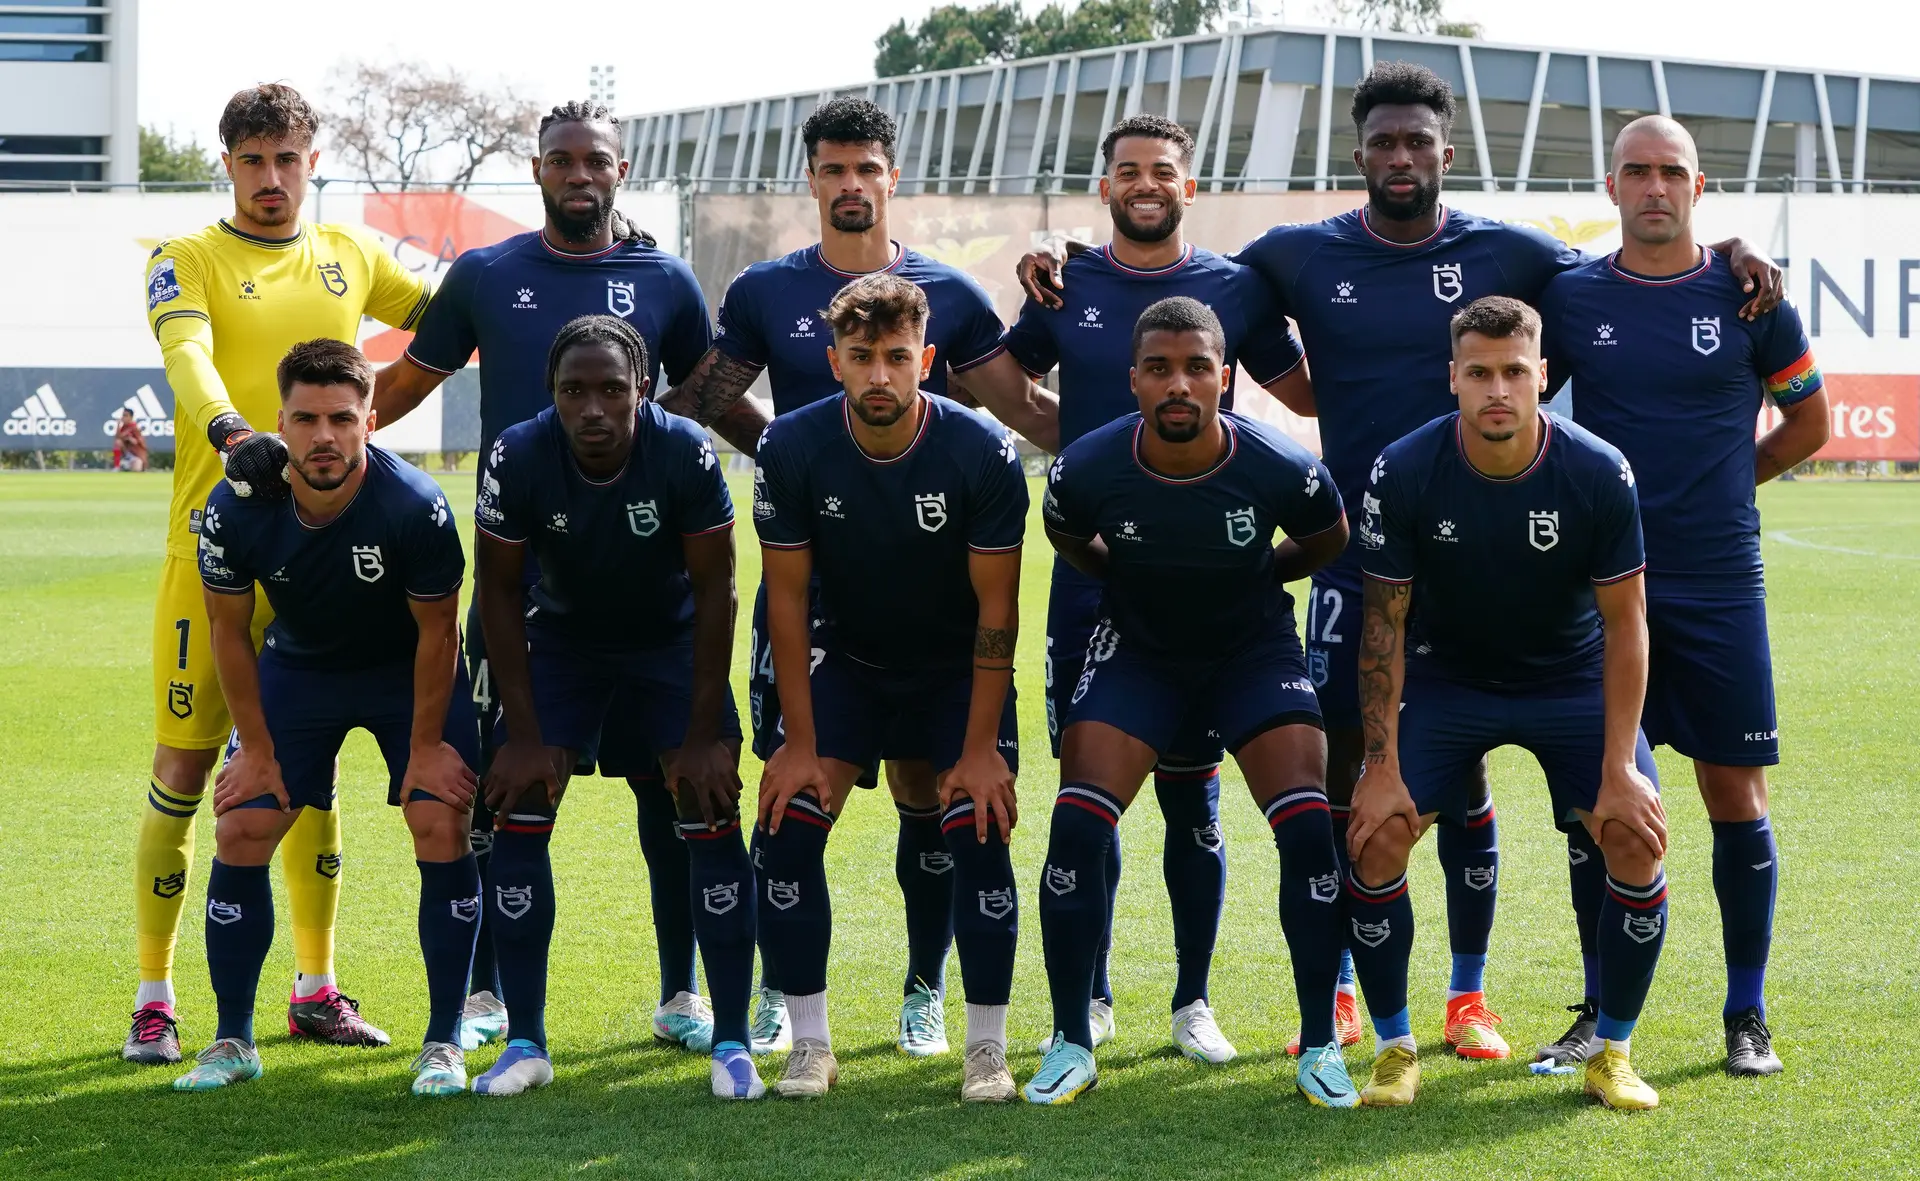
[617, 22, 1920, 195]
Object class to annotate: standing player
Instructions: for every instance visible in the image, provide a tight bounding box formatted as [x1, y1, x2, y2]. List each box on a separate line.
[1031, 297, 1351, 1107]
[751, 274, 1027, 1103]
[128, 84, 429, 1064]
[374, 100, 719, 1056]
[471, 316, 756, 1099]
[1004, 114, 1313, 1064]
[1346, 297, 1668, 1111]
[1538, 116, 1829, 1074]
[657, 96, 1054, 1055]
[174, 340, 479, 1097]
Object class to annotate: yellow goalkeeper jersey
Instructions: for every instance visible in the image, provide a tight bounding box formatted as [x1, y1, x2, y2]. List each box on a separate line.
[144, 218, 430, 559]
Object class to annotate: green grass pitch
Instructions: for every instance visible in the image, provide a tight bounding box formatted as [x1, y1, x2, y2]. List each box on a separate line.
[1, 471, 1916, 1179]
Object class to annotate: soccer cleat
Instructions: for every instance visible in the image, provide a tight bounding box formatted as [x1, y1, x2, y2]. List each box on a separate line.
[711, 1045, 767, 1100]
[1023, 1037, 1097, 1106]
[410, 1041, 466, 1097]
[772, 1037, 838, 1098]
[172, 1038, 262, 1092]
[457, 991, 509, 1052]
[1535, 1000, 1599, 1066]
[1170, 1000, 1237, 1064]
[1297, 1043, 1360, 1108]
[897, 981, 949, 1057]
[287, 987, 391, 1047]
[1037, 1000, 1115, 1054]
[1288, 992, 1364, 1055]
[1360, 1045, 1420, 1107]
[961, 1040, 1016, 1103]
[122, 1003, 183, 1065]
[1725, 1007, 1784, 1077]
[472, 1039, 553, 1096]
[750, 987, 791, 1055]
[653, 991, 715, 1054]
[1584, 1045, 1659, 1110]
[1443, 992, 1510, 1060]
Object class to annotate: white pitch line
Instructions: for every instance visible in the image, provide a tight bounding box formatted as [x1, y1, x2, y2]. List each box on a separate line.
[1767, 526, 1920, 562]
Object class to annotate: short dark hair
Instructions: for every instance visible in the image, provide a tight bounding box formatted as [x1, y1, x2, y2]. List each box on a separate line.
[546, 314, 651, 393]
[1351, 61, 1456, 138]
[539, 99, 619, 144]
[1131, 296, 1225, 361]
[219, 83, 319, 150]
[277, 338, 373, 401]
[802, 97, 897, 168]
[1100, 113, 1195, 171]
[824, 273, 928, 343]
[1449, 296, 1542, 351]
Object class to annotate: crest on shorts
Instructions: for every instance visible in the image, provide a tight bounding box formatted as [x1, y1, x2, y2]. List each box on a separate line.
[315, 853, 342, 879]
[626, 500, 660, 537]
[207, 900, 243, 926]
[167, 680, 195, 719]
[766, 880, 800, 910]
[977, 887, 1015, 920]
[152, 871, 187, 899]
[1352, 917, 1392, 947]
[1623, 911, 1664, 944]
[1308, 873, 1341, 903]
[1044, 865, 1077, 895]
[496, 884, 533, 920]
[1224, 506, 1257, 547]
[703, 882, 739, 915]
[919, 852, 954, 875]
[449, 896, 479, 922]
[1462, 865, 1496, 891]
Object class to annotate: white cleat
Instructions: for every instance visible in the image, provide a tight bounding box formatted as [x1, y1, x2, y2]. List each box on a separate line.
[1038, 1000, 1115, 1054]
[711, 1046, 767, 1100]
[652, 991, 715, 1054]
[471, 1040, 553, 1096]
[457, 990, 508, 1052]
[410, 1041, 467, 1097]
[772, 1037, 838, 1098]
[1171, 1000, 1237, 1064]
[961, 1040, 1016, 1103]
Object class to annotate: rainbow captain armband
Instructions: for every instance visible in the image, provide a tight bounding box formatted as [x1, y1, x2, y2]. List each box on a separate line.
[1765, 351, 1823, 406]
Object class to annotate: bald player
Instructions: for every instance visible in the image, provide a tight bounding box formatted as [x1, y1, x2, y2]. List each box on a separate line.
[1537, 115, 1829, 1075]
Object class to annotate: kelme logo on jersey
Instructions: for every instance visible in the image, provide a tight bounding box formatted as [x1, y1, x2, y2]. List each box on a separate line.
[1691, 315, 1721, 355]
[148, 258, 181, 309]
[626, 500, 661, 537]
[978, 887, 1015, 920]
[351, 545, 386, 582]
[1331, 281, 1358, 305]
[1431, 262, 1465, 303]
[791, 316, 815, 338]
[1224, 506, 1257, 547]
[915, 492, 949, 532]
[1528, 510, 1561, 551]
[1077, 306, 1103, 329]
[317, 262, 349, 298]
[6, 385, 78, 437]
[607, 279, 636, 316]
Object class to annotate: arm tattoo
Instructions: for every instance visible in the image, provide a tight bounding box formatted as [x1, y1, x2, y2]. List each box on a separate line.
[974, 625, 1015, 666]
[659, 347, 763, 426]
[1357, 580, 1410, 765]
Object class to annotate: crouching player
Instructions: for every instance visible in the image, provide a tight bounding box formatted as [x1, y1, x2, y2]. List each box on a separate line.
[752, 273, 1028, 1103]
[176, 340, 480, 1097]
[1346, 296, 1669, 1110]
[473, 316, 756, 1099]
[1031, 297, 1354, 1107]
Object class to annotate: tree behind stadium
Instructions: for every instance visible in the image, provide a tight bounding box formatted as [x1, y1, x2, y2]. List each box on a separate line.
[319, 60, 543, 191]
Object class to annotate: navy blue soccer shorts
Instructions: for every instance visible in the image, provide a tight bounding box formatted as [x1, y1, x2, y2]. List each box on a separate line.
[1304, 557, 1364, 732]
[787, 651, 1020, 778]
[502, 628, 742, 772]
[750, 579, 881, 788]
[1398, 673, 1659, 832]
[1061, 616, 1322, 757]
[238, 647, 480, 811]
[1046, 560, 1224, 772]
[469, 591, 609, 779]
[1643, 579, 1779, 767]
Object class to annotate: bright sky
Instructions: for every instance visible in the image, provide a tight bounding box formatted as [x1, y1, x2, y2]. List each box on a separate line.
[140, 0, 1913, 167]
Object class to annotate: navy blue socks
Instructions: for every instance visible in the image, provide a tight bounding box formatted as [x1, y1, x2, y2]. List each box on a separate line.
[683, 815, 758, 1049]
[1595, 871, 1669, 1043]
[1344, 869, 1416, 1045]
[1265, 789, 1342, 1049]
[1155, 768, 1226, 1010]
[895, 802, 954, 996]
[1712, 816, 1778, 1019]
[1436, 800, 1498, 996]
[1039, 784, 1124, 1050]
[1567, 823, 1606, 1002]
[416, 854, 481, 1046]
[753, 794, 834, 997]
[488, 816, 557, 1049]
[942, 796, 1018, 1006]
[633, 773, 698, 1004]
[205, 859, 274, 1044]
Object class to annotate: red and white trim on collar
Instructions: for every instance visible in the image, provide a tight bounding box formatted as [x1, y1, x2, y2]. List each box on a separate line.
[1606, 246, 1713, 286]
[539, 229, 626, 262]
[1455, 412, 1553, 483]
[1100, 243, 1194, 276]
[1359, 205, 1450, 249]
[815, 241, 906, 278]
[841, 393, 931, 464]
[1130, 417, 1237, 485]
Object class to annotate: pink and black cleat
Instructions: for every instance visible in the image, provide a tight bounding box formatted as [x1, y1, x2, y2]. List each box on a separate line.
[287, 987, 391, 1047]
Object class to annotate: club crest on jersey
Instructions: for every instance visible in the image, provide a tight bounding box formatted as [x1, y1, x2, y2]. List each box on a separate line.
[1431, 262, 1465, 303]
[915, 492, 949, 532]
[703, 882, 739, 914]
[626, 500, 661, 537]
[351, 544, 386, 582]
[919, 852, 954, 875]
[167, 680, 194, 719]
[1463, 865, 1496, 891]
[607, 279, 636, 316]
[766, 880, 800, 910]
[152, 871, 186, 899]
[316, 261, 349, 298]
[1623, 911, 1664, 943]
[1528, 510, 1560, 551]
[496, 884, 533, 919]
[1691, 316, 1722, 356]
[1309, 873, 1341, 903]
[207, 900, 243, 925]
[449, 896, 479, 923]
[978, 887, 1015, 920]
[1352, 918, 1392, 947]
[1224, 506, 1257, 547]
[1044, 865, 1077, 895]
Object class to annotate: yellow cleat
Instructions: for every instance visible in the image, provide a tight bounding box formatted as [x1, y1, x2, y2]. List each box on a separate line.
[1359, 1045, 1420, 1106]
[1443, 992, 1511, 1060]
[1584, 1045, 1659, 1111]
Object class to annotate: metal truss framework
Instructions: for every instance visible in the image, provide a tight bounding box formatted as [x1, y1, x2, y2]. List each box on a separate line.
[621, 23, 1920, 194]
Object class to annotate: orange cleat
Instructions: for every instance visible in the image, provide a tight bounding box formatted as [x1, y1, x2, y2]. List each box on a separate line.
[1287, 990, 1364, 1056]
[1443, 991, 1510, 1060]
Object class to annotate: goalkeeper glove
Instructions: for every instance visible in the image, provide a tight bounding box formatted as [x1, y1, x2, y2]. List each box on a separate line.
[207, 411, 290, 500]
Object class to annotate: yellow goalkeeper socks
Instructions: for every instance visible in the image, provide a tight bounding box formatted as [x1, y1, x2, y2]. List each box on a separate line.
[134, 776, 201, 1006]
[283, 804, 342, 994]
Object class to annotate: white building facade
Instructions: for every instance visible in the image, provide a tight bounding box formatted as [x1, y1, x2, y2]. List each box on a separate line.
[0, 0, 138, 185]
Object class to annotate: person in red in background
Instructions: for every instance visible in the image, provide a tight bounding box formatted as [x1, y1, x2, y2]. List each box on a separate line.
[115, 408, 150, 472]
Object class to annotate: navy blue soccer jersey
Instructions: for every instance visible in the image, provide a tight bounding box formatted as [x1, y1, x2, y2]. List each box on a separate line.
[403, 230, 713, 460]
[1232, 207, 1581, 506]
[714, 243, 1005, 416]
[474, 401, 731, 651]
[751, 393, 1029, 670]
[1002, 244, 1304, 449]
[1359, 412, 1646, 689]
[199, 446, 464, 671]
[1539, 248, 1822, 577]
[1042, 411, 1343, 663]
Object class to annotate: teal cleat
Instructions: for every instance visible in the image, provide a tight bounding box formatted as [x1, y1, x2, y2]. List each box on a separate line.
[1023, 1036, 1097, 1106]
[653, 991, 715, 1054]
[750, 987, 791, 1055]
[897, 981, 949, 1057]
[411, 1041, 467, 1097]
[1297, 1042, 1360, 1108]
[457, 991, 509, 1052]
[172, 1038, 262, 1092]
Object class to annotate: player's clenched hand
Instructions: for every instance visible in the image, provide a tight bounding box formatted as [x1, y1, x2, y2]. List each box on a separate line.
[406, 740, 478, 811]
[209, 413, 291, 500]
[664, 740, 743, 831]
[940, 747, 1017, 843]
[213, 745, 289, 816]
[1590, 762, 1668, 860]
[1346, 760, 1420, 862]
[757, 743, 830, 835]
[484, 739, 562, 826]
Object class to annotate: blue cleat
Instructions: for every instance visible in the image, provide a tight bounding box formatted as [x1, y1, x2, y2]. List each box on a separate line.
[472, 1039, 552, 1096]
[710, 1042, 767, 1100]
[1023, 1036, 1097, 1106]
[1297, 1042, 1360, 1108]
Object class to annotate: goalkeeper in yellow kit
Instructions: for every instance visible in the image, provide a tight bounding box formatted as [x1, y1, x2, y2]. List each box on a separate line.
[125, 84, 431, 1064]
